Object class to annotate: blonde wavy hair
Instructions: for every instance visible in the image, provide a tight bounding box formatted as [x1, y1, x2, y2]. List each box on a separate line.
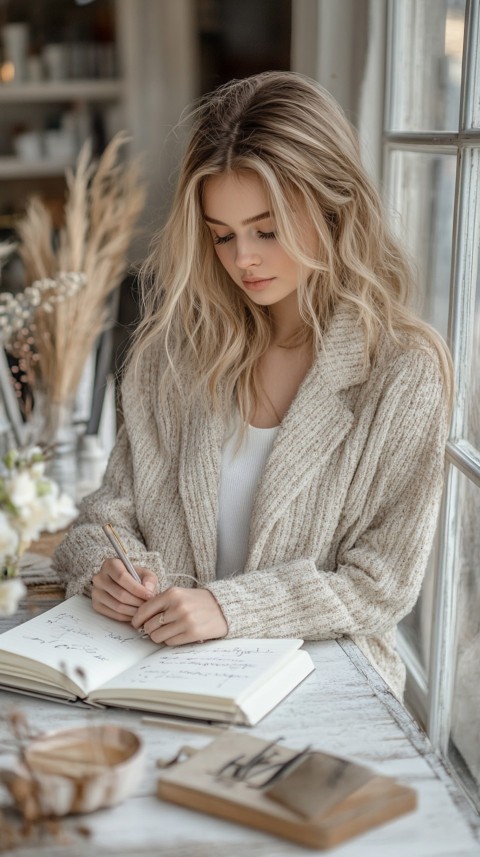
[133, 71, 452, 420]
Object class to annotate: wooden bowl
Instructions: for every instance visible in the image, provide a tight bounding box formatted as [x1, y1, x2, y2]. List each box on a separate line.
[5, 724, 145, 819]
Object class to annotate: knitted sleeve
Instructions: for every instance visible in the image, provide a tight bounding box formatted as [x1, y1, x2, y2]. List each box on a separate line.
[204, 349, 449, 641]
[52, 345, 174, 597]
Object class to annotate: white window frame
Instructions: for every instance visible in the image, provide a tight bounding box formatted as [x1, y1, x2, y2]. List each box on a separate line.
[385, 0, 480, 804]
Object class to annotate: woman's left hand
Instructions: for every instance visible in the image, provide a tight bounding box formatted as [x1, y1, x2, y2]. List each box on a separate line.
[131, 586, 228, 645]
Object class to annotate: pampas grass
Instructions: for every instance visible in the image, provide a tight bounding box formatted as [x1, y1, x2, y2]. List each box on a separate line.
[15, 134, 145, 427]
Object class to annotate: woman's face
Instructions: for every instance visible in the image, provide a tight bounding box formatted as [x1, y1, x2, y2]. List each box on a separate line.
[203, 171, 314, 309]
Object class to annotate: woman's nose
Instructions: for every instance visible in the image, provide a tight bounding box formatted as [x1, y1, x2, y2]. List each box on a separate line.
[235, 238, 261, 269]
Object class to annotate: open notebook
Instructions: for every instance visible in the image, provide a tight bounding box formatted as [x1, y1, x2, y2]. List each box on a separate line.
[0, 595, 315, 725]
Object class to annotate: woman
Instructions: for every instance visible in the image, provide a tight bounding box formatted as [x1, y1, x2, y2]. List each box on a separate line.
[54, 71, 452, 699]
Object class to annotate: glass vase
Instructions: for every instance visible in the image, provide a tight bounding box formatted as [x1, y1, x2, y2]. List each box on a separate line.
[41, 401, 78, 501]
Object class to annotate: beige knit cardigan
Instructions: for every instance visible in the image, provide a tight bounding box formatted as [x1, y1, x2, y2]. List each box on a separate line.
[54, 305, 449, 698]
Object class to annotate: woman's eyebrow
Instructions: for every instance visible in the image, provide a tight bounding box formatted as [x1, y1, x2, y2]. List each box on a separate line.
[203, 210, 271, 226]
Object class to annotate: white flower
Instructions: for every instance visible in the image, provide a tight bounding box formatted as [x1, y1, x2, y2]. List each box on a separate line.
[16, 497, 47, 546]
[27, 446, 46, 478]
[0, 578, 27, 616]
[8, 470, 37, 508]
[0, 510, 19, 561]
[0, 273, 85, 346]
[0, 446, 78, 582]
[12, 476, 77, 545]
[43, 487, 78, 532]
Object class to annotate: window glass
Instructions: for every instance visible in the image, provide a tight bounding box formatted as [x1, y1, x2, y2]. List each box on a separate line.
[449, 471, 480, 810]
[400, 545, 437, 678]
[388, 150, 456, 338]
[473, 45, 480, 128]
[387, 0, 480, 815]
[389, 0, 465, 132]
[466, 232, 480, 450]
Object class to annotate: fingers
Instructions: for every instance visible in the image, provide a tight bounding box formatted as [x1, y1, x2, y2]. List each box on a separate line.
[137, 568, 158, 596]
[141, 608, 178, 643]
[141, 610, 195, 646]
[98, 558, 154, 600]
[91, 559, 158, 623]
[132, 591, 171, 628]
[92, 588, 139, 618]
[131, 587, 228, 645]
[91, 599, 132, 622]
[94, 574, 145, 608]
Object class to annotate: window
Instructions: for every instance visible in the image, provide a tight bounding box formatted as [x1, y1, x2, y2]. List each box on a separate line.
[385, 0, 480, 809]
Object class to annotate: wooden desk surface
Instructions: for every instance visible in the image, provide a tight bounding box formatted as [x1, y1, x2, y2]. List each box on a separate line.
[0, 578, 479, 856]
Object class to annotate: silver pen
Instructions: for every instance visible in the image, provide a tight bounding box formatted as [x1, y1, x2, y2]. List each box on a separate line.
[102, 522, 143, 584]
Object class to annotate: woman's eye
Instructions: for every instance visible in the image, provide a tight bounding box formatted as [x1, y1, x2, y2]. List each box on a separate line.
[213, 229, 275, 245]
[213, 233, 234, 245]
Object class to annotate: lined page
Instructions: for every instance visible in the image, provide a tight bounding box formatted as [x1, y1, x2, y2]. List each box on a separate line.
[0, 595, 158, 695]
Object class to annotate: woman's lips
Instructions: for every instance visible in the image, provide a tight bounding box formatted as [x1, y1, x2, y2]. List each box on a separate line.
[241, 277, 275, 291]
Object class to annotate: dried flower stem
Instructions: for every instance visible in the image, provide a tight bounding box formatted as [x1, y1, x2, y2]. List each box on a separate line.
[15, 133, 145, 417]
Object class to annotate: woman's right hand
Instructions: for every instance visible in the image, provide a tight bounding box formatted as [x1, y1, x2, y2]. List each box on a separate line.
[91, 558, 158, 622]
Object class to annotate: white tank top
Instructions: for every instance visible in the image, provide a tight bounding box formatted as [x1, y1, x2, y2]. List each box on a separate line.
[216, 420, 280, 579]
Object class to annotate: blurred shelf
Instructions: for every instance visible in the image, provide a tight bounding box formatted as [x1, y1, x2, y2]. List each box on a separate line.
[0, 79, 124, 103]
[0, 157, 74, 179]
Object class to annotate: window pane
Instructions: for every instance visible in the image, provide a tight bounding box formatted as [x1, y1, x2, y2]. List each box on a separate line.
[400, 542, 437, 678]
[473, 61, 480, 129]
[466, 232, 480, 450]
[388, 150, 456, 337]
[471, 3, 480, 128]
[389, 0, 465, 132]
[449, 471, 480, 810]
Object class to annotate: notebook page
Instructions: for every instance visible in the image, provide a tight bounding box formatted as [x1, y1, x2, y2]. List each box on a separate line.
[93, 638, 303, 704]
[0, 595, 158, 695]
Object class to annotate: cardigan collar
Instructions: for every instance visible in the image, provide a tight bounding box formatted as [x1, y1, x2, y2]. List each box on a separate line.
[315, 302, 370, 392]
[178, 304, 370, 582]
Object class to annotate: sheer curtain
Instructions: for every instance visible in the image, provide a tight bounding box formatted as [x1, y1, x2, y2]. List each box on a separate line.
[116, 0, 200, 261]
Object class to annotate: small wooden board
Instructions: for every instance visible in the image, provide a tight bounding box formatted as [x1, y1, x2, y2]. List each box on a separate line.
[157, 733, 417, 850]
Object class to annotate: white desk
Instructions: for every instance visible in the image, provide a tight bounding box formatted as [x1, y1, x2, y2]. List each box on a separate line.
[0, 598, 479, 855]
